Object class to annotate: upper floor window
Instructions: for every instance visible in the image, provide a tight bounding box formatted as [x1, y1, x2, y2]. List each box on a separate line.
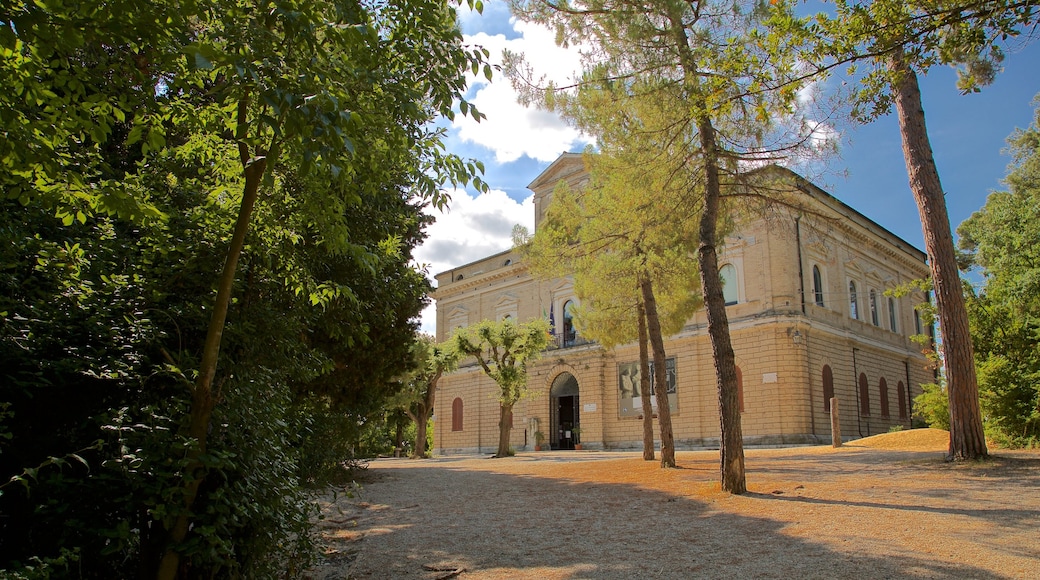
[720, 264, 738, 305]
[563, 300, 578, 347]
[849, 281, 859, 320]
[888, 297, 898, 332]
[812, 265, 825, 307]
[914, 310, 922, 336]
[869, 289, 880, 326]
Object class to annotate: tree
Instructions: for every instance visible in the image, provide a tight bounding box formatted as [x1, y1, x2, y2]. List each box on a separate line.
[509, 0, 818, 490]
[521, 155, 702, 466]
[2, 0, 491, 574]
[449, 318, 550, 457]
[393, 335, 461, 458]
[957, 97, 1040, 445]
[814, 0, 1039, 460]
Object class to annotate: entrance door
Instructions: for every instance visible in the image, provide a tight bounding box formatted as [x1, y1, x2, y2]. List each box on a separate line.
[556, 395, 580, 449]
[550, 373, 580, 450]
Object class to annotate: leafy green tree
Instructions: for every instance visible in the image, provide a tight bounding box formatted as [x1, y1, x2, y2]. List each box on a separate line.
[812, 0, 1038, 460]
[958, 98, 1040, 445]
[449, 318, 550, 457]
[2, 0, 491, 575]
[509, 0, 818, 490]
[521, 156, 701, 466]
[392, 335, 461, 458]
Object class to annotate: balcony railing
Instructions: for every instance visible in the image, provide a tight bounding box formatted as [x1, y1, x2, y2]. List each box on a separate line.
[545, 333, 595, 350]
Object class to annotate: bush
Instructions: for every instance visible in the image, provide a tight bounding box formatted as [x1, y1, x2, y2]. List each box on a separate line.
[914, 382, 950, 431]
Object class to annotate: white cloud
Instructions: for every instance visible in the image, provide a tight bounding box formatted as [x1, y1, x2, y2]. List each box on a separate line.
[455, 20, 595, 162]
[414, 188, 535, 334]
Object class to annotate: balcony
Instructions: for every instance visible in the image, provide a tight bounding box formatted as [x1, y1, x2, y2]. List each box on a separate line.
[546, 332, 595, 351]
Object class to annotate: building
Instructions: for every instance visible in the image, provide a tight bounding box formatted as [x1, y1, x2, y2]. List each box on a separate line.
[431, 154, 934, 453]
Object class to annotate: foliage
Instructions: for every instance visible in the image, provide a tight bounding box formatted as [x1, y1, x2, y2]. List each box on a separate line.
[508, 0, 823, 481]
[449, 318, 549, 456]
[1, 0, 490, 575]
[810, 0, 1039, 121]
[523, 158, 702, 349]
[914, 382, 951, 431]
[450, 318, 550, 407]
[804, 0, 1039, 461]
[390, 334, 460, 457]
[958, 97, 1040, 447]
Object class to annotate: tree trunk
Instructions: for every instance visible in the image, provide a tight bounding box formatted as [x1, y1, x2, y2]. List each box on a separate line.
[413, 369, 442, 458]
[156, 145, 268, 578]
[639, 276, 675, 468]
[496, 404, 513, 457]
[413, 408, 429, 458]
[696, 113, 746, 494]
[662, 2, 744, 491]
[889, 49, 987, 461]
[637, 299, 655, 461]
[394, 417, 404, 456]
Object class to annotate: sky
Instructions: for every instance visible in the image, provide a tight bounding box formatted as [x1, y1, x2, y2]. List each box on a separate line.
[412, 1, 1040, 334]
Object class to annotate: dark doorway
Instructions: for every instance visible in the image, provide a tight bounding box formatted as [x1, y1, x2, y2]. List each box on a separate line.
[550, 373, 580, 450]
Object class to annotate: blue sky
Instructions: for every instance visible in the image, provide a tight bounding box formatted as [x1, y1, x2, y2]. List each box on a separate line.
[413, 1, 1040, 333]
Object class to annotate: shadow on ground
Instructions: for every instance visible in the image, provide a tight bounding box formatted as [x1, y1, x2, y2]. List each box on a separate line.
[308, 449, 1040, 579]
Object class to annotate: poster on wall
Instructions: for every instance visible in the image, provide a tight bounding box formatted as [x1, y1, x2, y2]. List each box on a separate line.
[618, 358, 677, 417]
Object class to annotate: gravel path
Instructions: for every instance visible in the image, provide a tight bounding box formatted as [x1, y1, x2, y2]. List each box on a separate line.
[307, 438, 1040, 579]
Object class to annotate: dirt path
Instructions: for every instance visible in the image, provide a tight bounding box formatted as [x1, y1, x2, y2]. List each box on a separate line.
[307, 431, 1040, 579]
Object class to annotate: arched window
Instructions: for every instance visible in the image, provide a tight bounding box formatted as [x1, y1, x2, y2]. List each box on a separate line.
[562, 300, 577, 346]
[720, 264, 738, 305]
[888, 297, 898, 331]
[897, 381, 907, 419]
[879, 377, 890, 418]
[813, 265, 825, 307]
[859, 373, 870, 416]
[869, 289, 880, 326]
[736, 366, 744, 412]
[822, 365, 834, 412]
[451, 398, 464, 432]
[849, 281, 859, 320]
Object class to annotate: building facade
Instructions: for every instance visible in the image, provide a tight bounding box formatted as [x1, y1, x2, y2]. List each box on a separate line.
[431, 154, 934, 454]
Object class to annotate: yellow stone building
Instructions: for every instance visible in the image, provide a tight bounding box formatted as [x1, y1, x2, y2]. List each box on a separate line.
[431, 155, 934, 453]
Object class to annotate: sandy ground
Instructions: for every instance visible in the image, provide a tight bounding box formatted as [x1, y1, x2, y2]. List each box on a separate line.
[306, 430, 1040, 579]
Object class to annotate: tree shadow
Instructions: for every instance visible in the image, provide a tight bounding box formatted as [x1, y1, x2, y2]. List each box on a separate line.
[313, 452, 1029, 579]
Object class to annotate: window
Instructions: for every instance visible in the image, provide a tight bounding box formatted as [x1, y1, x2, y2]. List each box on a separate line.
[736, 366, 744, 412]
[914, 310, 922, 336]
[869, 289, 879, 326]
[562, 300, 577, 346]
[859, 373, 870, 416]
[879, 377, 890, 417]
[451, 398, 464, 431]
[812, 265, 825, 307]
[849, 281, 859, 320]
[888, 297, 898, 332]
[897, 381, 907, 419]
[822, 365, 834, 412]
[720, 264, 738, 305]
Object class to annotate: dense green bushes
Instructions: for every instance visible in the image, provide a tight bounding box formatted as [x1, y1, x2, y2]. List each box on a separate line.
[1, 0, 487, 575]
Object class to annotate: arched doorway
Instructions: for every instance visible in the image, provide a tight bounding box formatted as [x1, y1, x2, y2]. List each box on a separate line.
[550, 372, 579, 450]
